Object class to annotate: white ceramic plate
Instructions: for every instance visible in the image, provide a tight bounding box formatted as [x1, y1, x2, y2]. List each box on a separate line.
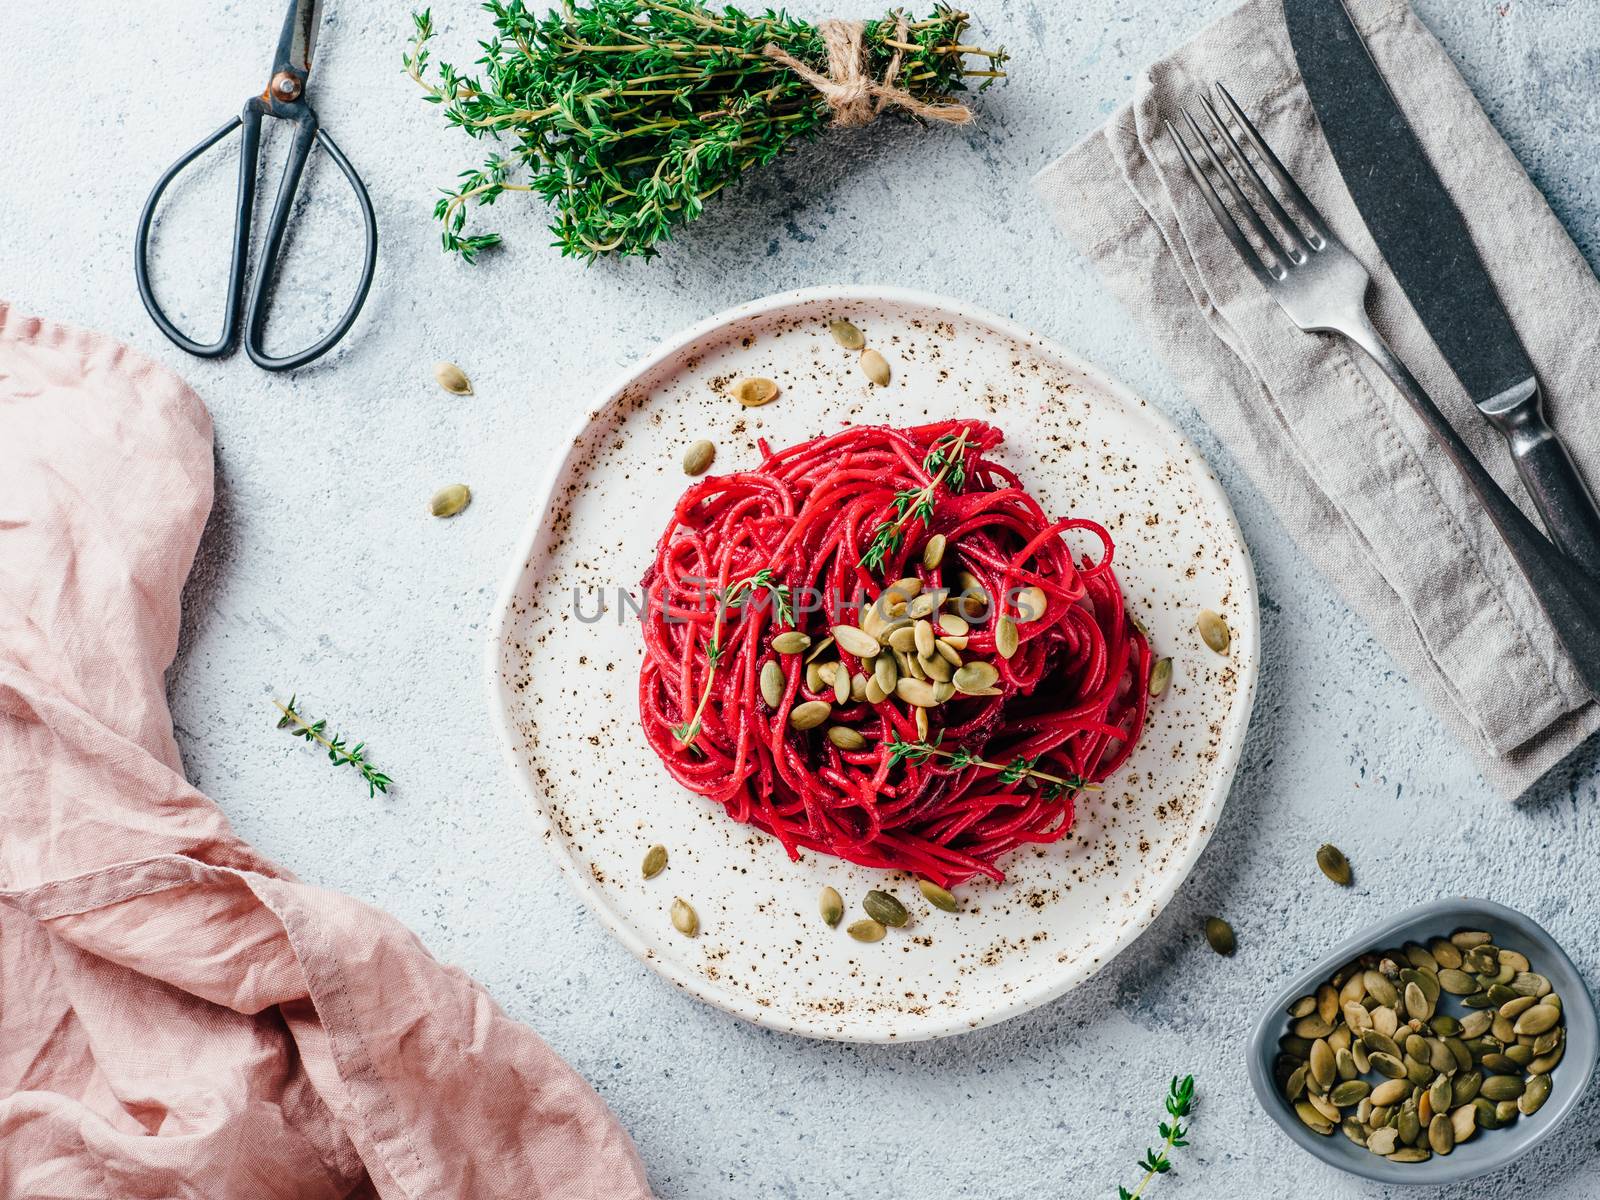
[488, 287, 1258, 1042]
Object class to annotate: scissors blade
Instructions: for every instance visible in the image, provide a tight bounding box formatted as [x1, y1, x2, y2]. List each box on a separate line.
[275, 0, 324, 81]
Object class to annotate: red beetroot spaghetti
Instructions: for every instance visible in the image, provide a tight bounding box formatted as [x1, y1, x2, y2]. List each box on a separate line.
[638, 420, 1151, 888]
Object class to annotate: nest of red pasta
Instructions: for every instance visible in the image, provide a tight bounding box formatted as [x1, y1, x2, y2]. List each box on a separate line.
[639, 420, 1151, 888]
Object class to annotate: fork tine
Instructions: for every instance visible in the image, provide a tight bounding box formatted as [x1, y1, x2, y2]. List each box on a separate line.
[1212, 82, 1329, 248]
[1182, 108, 1292, 271]
[1195, 93, 1310, 261]
[1165, 119, 1279, 288]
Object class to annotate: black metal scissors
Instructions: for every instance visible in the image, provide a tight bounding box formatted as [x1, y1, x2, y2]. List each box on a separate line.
[134, 0, 377, 372]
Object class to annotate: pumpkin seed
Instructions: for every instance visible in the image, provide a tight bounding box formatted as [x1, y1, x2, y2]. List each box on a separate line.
[1290, 995, 1317, 1018]
[433, 360, 472, 394]
[1371, 1006, 1399, 1038]
[831, 625, 880, 658]
[1479, 1074, 1524, 1102]
[1451, 1102, 1477, 1144]
[1405, 981, 1435, 1022]
[641, 844, 668, 879]
[953, 661, 1000, 695]
[1512, 971, 1552, 998]
[772, 631, 811, 655]
[920, 652, 953, 683]
[1397, 1106, 1422, 1146]
[859, 348, 891, 386]
[805, 636, 835, 663]
[912, 618, 936, 659]
[1197, 608, 1230, 653]
[833, 666, 851, 705]
[996, 615, 1019, 659]
[1388, 1146, 1431, 1163]
[1316, 844, 1353, 886]
[789, 700, 832, 730]
[1149, 657, 1173, 696]
[1428, 1075, 1452, 1115]
[921, 533, 947, 570]
[1362, 1029, 1401, 1060]
[1499, 949, 1531, 973]
[872, 654, 898, 697]
[1494, 1100, 1519, 1124]
[670, 897, 699, 937]
[1294, 1101, 1334, 1135]
[1340, 1119, 1368, 1146]
[1473, 1097, 1501, 1130]
[1336, 1047, 1358, 1081]
[918, 879, 959, 912]
[915, 705, 929, 741]
[1365, 1127, 1399, 1156]
[1342, 1002, 1372, 1033]
[1428, 938, 1464, 969]
[1283, 1064, 1309, 1101]
[1401, 967, 1441, 1006]
[732, 376, 779, 407]
[847, 918, 885, 943]
[829, 318, 865, 349]
[1453, 1070, 1482, 1105]
[1403, 942, 1438, 970]
[1365, 971, 1398, 1008]
[1204, 917, 1236, 956]
[429, 483, 471, 518]
[758, 660, 785, 709]
[1437, 968, 1477, 995]
[887, 626, 918, 654]
[1014, 586, 1048, 623]
[1498, 994, 1537, 1021]
[1427, 1114, 1454, 1155]
[827, 725, 867, 751]
[850, 673, 869, 703]
[1369, 1052, 1406, 1079]
[682, 439, 716, 476]
[1370, 1078, 1411, 1107]
[1519, 1073, 1551, 1115]
[1451, 930, 1492, 949]
[819, 886, 844, 927]
[933, 681, 955, 703]
[1308, 1091, 1341, 1122]
[1529, 1043, 1566, 1074]
[1458, 1010, 1492, 1038]
[896, 678, 939, 708]
[1514, 1004, 1560, 1036]
[938, 612, 969, 637]
[863, 890, 909, 928]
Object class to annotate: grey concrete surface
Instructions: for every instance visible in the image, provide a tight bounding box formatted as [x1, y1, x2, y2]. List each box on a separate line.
[5, 2, 1600, 1197]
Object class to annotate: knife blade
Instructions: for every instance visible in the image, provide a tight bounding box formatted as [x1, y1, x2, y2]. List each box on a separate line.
[1283, 0, 1600, 576]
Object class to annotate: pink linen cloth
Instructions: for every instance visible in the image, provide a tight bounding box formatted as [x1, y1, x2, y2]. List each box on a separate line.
[0, 303, 653, 1200]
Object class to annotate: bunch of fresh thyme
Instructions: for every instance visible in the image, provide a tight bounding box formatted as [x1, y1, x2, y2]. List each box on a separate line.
[403, 2, 1006, 261]
[1118, 1075, 1196, 1199]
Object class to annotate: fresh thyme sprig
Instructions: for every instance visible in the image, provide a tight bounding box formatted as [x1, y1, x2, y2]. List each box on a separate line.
[274, 696, 394, 798]
[726, 567, 793, 626]
[885, 734, 1096, 793]
[404, 3, 1007, 261]
[859, 430, 970, 572]
[1118, 1076, 1195, 1200]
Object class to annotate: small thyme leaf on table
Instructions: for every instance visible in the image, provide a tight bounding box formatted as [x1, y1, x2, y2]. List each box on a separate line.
[274, 695, 394, 798]
[1118, 1075, 1195, 1199]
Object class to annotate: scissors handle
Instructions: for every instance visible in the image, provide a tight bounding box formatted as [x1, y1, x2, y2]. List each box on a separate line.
[133, 100, 378, 372]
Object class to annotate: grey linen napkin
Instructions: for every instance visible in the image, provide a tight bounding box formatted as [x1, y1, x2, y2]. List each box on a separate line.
[1034, 0, 1600, 797]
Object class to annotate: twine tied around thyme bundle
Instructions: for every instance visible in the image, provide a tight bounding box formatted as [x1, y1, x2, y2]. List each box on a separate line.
[762, 15, 975, 128]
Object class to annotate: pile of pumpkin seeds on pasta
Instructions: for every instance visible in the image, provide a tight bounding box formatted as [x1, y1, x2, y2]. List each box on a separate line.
[1276, 929, 1564, 1162]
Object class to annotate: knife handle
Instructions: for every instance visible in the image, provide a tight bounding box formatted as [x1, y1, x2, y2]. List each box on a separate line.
[1484, 383, 1600, 580]
[1341, 315, 1600, 702]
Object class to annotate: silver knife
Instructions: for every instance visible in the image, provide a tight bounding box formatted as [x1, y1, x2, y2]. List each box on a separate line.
[1284, 0, 1600, 577]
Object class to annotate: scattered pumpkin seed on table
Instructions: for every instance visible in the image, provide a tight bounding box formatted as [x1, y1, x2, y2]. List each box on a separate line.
[430, 484, 471, 518]
[640, 844, 667, 879]
[670, 897, 698, 937]
[731, 376, 778, 407]
[432, 360, 472, 395]
[918, 879, 959, 912]
[819, 886, 844, 928]
[847, 918, 886, 943]
[1197, 608, 1230, 654]
[1204, 916, 1236, 956]
[859, 348, 891, 386]
[828, 318, 865, 350]
[682, 439, 716, 476]
[1149, 657, 1173, 696]
[1316, 843, 1353, 886]
[863, 889, 909, 928]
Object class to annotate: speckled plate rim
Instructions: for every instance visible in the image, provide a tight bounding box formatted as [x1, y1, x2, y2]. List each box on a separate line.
[485, 285, 1260, 1042]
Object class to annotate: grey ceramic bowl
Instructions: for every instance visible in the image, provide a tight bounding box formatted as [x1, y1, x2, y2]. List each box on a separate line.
[1247, 897, 1597, 1187]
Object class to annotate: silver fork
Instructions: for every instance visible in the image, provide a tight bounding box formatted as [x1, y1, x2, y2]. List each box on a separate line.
[1168, 83, 1600, 700]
